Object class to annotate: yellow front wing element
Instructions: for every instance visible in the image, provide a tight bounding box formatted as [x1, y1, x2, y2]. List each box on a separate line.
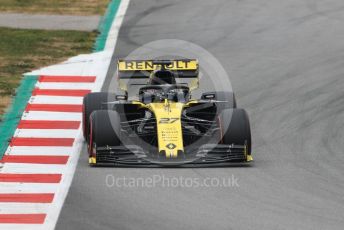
[89, 157, 97, 165]
[247, 155, 253, 162]
[148, 100, 184, 158]
[244, 144, 253, 162]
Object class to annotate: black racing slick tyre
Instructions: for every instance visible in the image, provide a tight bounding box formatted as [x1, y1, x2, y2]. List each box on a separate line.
[89, 110, 121, 160]
[218, 109, 251, 155]
[82, 92, 116, 142]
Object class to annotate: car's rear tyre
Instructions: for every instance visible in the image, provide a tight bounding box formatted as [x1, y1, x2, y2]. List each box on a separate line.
[89, 110, 121, 165]
[218, 109, 251, 155]
[83, 92, 116, 142]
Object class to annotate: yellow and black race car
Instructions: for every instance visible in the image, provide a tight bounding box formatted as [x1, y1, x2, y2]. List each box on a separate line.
[82, 59, 252, 166]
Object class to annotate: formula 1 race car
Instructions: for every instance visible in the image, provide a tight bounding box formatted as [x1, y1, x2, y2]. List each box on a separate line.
[82, 59, 252, 166]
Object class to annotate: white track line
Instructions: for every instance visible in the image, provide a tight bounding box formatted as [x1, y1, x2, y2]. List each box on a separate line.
[0, 203, 49, 214]
[0, 225, 46, 230]
[0, 183, 58, 193]
[36, 83, 95, 90]
[30, 96, 83, 105]
[14, 129, 79, 138]
[5, 146, 73, 156]
[22, 111, 82, 121]
[2, 225, 48, 230]
[0, 225, 48, 230]
[1, 164, 66, 174]
[105, 0, 130, 50]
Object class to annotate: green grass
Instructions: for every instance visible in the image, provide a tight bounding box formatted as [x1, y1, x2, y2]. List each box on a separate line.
[0, 0, 110, 15]
[0, 27, 97, 115]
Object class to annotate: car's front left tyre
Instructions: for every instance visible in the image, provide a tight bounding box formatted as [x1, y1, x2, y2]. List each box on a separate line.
[88, 110, 121, 166]
[82, 92, 117, 142]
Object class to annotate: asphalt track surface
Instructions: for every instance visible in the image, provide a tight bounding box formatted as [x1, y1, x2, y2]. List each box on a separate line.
[56, 0, 344, 229]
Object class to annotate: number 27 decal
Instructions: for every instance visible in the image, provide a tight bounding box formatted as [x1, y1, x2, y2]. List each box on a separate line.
[159, 118, 179, 124]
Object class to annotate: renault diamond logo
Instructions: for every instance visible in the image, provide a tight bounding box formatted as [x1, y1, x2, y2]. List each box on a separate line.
[166, 143, 176, 149]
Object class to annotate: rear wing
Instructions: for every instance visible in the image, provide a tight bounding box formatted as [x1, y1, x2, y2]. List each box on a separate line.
[117, 59, 198, 78]
[117, 59, 199, 92]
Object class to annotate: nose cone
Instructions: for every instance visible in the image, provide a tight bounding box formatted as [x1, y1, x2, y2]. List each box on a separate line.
[150, 102, 185, 159]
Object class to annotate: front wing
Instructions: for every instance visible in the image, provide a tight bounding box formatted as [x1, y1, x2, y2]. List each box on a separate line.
[92, 144, 252, 166]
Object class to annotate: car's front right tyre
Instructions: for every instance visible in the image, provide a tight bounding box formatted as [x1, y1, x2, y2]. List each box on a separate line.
[218, 109, 252, 160]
